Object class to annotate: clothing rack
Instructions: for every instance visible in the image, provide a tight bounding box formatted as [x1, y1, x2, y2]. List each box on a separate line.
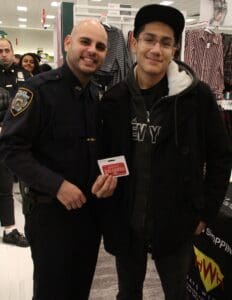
[74, 4, 138, 27]
[186, 21, 232, 33]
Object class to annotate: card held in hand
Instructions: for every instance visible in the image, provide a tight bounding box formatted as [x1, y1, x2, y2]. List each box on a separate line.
[97, 155, 129, 177]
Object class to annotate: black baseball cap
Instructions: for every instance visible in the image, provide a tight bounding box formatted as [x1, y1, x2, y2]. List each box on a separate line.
[133, 4, 185, 43]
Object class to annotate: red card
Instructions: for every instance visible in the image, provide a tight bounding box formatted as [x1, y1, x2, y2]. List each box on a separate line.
[102, 162, 127, 176]
[98, 155, 129, 177]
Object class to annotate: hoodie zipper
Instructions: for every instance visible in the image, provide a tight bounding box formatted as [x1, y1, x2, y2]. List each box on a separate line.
[145, 95, 167, 125]
[146, 110, 150, 123]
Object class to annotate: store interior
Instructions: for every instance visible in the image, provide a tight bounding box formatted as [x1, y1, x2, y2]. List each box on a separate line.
[1, 1, 232, 61]
[0, 1, 232, 300]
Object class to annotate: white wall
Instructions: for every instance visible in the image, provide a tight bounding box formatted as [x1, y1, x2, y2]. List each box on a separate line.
[1, 28, 54, 56]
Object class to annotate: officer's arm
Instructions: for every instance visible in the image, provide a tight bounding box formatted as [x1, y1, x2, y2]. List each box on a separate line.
[0, 86, 64, 197]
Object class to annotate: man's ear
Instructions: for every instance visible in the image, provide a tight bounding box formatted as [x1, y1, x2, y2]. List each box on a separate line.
[173, 46, 177, 56]
[64, 35, 71, 52]
[171, 46, 177, 60]
[131, 37, 138, 54]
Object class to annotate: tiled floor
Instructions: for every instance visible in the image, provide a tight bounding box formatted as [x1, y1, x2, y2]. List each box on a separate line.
[0, 185, 164, 300]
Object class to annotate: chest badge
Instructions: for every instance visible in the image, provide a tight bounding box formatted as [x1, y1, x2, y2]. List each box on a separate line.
[11, 88, 33, 116]
[17, 71, 25, 81]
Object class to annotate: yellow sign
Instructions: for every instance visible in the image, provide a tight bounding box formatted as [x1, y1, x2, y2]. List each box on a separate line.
[194, 246, 224, 292]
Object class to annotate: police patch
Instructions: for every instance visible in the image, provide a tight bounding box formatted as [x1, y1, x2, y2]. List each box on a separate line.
[11, 88, 33, 116]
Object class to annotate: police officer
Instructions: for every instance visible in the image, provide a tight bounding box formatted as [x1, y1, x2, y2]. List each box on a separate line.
[0, 20, 117, 300]
[0, 38, 30, 98]
[0, 38, 29, 247]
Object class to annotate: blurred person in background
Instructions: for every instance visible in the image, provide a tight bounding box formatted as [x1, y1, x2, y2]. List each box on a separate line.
[14, 54, 21, 65]
[0, 38, 29, 247]
[0, 87, 29, 247]
[39, 63, 52, 73]
[0, 38, 30, 98]
[19, 52, 41, 76]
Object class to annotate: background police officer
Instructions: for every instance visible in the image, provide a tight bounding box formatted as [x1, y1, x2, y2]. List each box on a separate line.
[0, 38, 29, 247]
[0, 38, 30, 98]
[0, 20, 116, 300]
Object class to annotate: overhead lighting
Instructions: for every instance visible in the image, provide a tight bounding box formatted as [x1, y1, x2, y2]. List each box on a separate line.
[51, 2, 60, 7]
[17, 6, 28, 11]
[46, 15, 55, 19]
[0, 21, 2, 24]
[19, 24, 27, 28]
[186, 18, 196, 23]
[43, 24, 51, 28]
[18, 18, 27, 22]
[159, 1, 174, 5]
[90, 0, 102, 2]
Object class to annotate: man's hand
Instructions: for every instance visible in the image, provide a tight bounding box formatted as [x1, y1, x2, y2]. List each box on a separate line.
[91, 174, 117, 198]
[195, 221, 206, 235]
[57, 180, 86, 210]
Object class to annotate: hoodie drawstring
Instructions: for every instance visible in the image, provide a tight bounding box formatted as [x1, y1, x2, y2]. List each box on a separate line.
[174, 96, 179, 147]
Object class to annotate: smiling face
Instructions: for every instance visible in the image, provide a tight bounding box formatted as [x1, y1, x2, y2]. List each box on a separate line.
[64, 19, 108, 86]
[132, 21, 176, 87]
[21, 55, 36, 73]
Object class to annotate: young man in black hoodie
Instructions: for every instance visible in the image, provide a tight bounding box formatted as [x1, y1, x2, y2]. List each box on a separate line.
[92, 4, 232, 300]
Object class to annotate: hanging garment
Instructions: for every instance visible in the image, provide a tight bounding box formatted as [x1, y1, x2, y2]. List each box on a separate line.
[222, 33, 232, 87]
[94, 25, 133, 90]
[184, 29, 224, 99]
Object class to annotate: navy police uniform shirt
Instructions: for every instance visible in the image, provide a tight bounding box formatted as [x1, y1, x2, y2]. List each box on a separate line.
[0, 63, 30, 99]
[0, 63, 102, 198]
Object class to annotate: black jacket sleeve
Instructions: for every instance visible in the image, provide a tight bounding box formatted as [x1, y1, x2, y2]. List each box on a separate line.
[199, 82, 232, 223]
[0, 84, 64, 197]
[0, 87, 10, 123]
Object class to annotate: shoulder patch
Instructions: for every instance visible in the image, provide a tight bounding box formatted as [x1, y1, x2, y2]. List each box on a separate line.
[11, 88, 33, 117]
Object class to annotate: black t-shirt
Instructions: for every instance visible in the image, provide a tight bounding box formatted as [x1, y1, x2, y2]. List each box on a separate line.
[130, 75, 169, 241]
[140, 75, 168, 111]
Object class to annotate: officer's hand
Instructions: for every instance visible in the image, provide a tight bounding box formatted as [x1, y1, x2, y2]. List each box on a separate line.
[195, 221, 206, 235]
[91, 174, 117, 198]
[57, 180, 86, 210]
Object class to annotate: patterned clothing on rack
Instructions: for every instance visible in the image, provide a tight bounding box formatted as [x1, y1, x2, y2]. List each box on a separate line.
[94, 25, 133, 90]
[222, 33, 232, 87]
[185, 29, 224, 99]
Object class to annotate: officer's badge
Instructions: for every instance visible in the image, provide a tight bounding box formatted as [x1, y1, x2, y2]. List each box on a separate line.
[11, 88, 33, 116]
[17, 71, 25, 82]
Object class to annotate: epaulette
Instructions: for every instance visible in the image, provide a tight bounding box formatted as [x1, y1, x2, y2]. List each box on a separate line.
[27, 68, 63, 88]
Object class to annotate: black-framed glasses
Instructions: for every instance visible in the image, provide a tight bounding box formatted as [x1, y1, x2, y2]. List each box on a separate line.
[137, 35, 175, 50]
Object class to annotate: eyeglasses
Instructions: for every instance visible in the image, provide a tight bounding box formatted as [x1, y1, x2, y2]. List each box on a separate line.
[137, 35, 175, 50]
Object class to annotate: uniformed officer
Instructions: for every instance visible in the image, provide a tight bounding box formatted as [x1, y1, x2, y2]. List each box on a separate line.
[0, 20, 117, 300]
[0, 38, 29, 247]
[0, 38, 30, 98]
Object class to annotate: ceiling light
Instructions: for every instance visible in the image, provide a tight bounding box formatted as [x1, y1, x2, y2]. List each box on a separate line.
[17, 6, 28, 11]
[0, 21, 2, 24]
[90, 0, 102, 2]
[159, 1, 174, 5]
[18, 18, 27, 22]
[51, 2, 60, 7]
[46, 15, 55, 19]
[19, 24, 27, 28]
[186, 18, 196, 23]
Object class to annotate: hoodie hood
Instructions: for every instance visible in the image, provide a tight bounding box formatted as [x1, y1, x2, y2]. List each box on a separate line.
[131, 60, 198, 98]
[167, 60, 196, 96]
